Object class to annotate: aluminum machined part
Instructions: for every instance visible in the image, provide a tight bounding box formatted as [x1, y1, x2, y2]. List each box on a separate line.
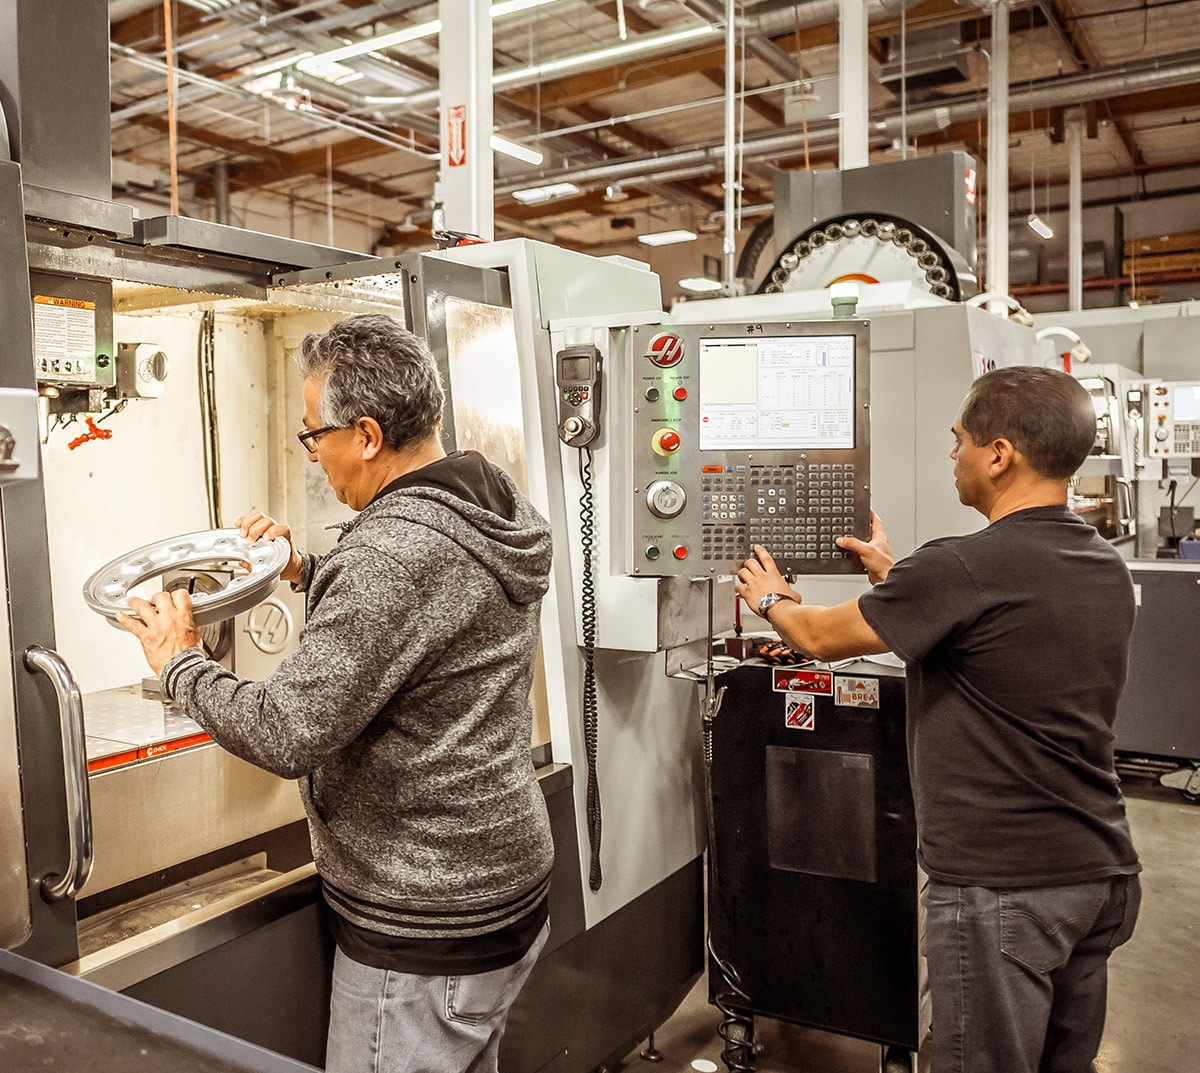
[83, 529, 292, 628]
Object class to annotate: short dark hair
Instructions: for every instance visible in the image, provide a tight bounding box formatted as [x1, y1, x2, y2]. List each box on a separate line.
[959, 366, 1096, 480]
[297, 314, 445, 452]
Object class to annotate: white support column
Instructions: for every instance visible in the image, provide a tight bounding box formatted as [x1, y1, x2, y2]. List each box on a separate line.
[1067, 109, 1084, 311]
[723, 0, 737, 288]
[439, 0, 494, 240]
[838, 0, 869, 171]
[985, 0, 1009, 302]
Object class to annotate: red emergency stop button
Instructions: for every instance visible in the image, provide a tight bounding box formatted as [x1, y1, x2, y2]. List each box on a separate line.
[672, 386, 688, 401]
[652, 428, 681, 455]
[673, 545, 689, 560]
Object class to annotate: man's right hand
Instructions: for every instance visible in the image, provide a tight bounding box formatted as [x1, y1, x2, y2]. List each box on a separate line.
[836, 510, 894, 585]
[237, 511, 303, 585]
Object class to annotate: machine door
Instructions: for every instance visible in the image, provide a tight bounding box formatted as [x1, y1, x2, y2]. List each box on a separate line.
[0, 156, 78, 964]
[401, 256, 525, 478]
[0, 517, 30, 950]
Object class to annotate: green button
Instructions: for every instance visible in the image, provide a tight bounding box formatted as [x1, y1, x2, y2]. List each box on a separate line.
[644, 387, 661, 402]
[645, 545, 661, 560]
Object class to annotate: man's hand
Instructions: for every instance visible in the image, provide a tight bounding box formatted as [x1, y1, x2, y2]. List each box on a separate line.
[836, 510, 894, 585]
[735, 545, 800, 619]
[237, 511, 303, 585]
[117, 590, 203, 676]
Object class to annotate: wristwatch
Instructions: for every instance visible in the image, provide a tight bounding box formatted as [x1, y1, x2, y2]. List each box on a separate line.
[757, 591, 787, 618]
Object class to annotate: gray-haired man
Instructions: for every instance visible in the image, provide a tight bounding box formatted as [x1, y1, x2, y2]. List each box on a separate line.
[121, 313, 555, 1073]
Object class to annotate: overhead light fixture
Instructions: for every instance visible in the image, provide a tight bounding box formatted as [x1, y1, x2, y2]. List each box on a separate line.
[679, 276, 723, 293]
[1027, 212, 1054, 240]
[638, 229, 698, 247]
[604, 184, 629, 202]
[490, 135, 543, 167]
[297, 0, 564, 71]
[511, 181, 581, 204]
[493, 25, 716, 88]
[300, 21, 442, 70]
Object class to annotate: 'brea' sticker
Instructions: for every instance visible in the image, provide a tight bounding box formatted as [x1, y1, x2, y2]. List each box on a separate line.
[834, 676, 879, 708]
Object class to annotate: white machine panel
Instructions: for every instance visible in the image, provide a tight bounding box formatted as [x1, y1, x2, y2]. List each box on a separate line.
[1147, 380, 1200, 458]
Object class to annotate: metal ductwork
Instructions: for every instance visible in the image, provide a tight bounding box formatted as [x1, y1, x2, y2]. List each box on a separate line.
[290, 0, 925, 121]
[492, 48, 1200, 197]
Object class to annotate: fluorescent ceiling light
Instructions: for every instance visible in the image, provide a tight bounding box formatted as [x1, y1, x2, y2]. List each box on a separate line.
[639, 229, 698, 247]
[493, 25, 715, 88]
[299, 21, 442, 69]
[1027, 213, 1054, 240]
[490, 135, 543, 166]
[679, 276, 723, 293]
[298, 0, 564, 71]
[511, 181, 581, 204]
[489, 0, 562, 16]
[299, 57, 365, 85]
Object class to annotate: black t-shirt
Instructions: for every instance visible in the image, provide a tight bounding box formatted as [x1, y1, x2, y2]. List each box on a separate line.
[858, 506, 1141, 887]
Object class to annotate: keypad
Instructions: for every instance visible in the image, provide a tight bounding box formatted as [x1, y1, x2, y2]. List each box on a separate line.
[699, 463, 858, 565]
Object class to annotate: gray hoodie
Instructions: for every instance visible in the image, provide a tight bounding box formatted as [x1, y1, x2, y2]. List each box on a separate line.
[162, 459, 555, 939]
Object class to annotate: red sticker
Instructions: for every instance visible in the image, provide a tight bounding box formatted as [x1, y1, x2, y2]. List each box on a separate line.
[784, 694, 816, 731]
[773, 668, 832, 694]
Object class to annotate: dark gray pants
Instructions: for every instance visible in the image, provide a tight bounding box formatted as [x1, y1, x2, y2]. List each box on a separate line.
[923, 875, 1141, 1073]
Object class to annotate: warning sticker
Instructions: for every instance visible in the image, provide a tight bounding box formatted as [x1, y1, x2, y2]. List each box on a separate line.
[834, 675, 880, 708]
[33, 295, 98, 382]
[784, 694, 816, 731]
[773, 667, 832, 694]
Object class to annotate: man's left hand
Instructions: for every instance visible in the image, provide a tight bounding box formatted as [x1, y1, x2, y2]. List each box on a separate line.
[736, 545, 800, 618]
[117, 590, 203, 676]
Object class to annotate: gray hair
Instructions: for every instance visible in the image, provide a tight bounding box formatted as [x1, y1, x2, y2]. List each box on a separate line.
[297, 314, 445, 451]
[959, 366, 1097, 480]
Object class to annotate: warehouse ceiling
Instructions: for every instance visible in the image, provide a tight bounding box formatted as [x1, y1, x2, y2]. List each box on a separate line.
[107, 0, 1200, 282]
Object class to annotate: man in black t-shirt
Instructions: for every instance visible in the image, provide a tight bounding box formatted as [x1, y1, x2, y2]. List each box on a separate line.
[736, 367, 1140, 1073]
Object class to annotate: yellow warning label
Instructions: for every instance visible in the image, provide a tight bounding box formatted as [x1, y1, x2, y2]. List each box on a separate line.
[34, 295, 96, 311]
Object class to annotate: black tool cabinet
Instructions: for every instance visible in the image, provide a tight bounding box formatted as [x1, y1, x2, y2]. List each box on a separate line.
[706, 660, 924, 1073]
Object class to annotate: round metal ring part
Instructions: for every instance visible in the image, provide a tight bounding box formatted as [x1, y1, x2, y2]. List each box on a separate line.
[83, 529, 292, 628]
[756, 212, 975, 301]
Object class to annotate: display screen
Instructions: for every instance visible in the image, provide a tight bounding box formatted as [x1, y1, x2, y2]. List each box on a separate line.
[697, 334, 856, 451]
[1174, 382, 1200, 423]
[559, 354, 592, 382]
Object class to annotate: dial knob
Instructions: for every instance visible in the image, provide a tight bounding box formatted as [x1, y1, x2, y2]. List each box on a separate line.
[646, 480, 687, 519]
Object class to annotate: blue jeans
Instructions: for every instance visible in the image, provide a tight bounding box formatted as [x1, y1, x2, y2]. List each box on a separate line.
[923, 875, 1140, 1073]
[324, 921, 549, 1073]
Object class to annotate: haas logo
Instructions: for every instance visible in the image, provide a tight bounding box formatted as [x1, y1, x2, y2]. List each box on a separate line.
[646, 333, 684, 368]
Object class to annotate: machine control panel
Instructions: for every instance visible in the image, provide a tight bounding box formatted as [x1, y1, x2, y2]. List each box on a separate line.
[1147, 380, 1200, 458]
[627, 320, 871, 576]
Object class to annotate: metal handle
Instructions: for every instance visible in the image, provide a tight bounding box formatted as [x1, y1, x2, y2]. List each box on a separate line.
[23, 645, 93, 900]
[1116, 476, 1135, 528]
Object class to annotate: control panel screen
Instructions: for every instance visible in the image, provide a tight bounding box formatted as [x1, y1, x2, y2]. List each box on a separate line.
[698, 335, 857, 452]
[1174, 382, 1200, 422]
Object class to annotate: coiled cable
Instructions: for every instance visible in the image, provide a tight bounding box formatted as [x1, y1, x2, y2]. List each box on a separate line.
[578, 447, 602, 891]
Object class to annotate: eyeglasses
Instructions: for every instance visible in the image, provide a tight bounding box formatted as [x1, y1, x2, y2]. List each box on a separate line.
[296, 423, 344, 453]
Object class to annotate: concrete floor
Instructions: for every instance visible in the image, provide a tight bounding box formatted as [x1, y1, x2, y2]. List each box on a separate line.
[615, 777, 1200, 1073]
